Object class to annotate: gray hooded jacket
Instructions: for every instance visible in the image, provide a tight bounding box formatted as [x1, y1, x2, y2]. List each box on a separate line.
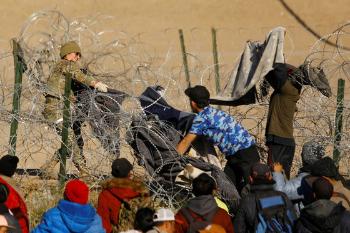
[295, 199, 350, 233]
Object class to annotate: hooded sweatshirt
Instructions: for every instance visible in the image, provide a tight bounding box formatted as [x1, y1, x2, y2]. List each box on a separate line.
[295, 199, 350, 233]
[32, 199, 105, 233]
[175, 195, 233, 233]
[0, 175, 29, 233]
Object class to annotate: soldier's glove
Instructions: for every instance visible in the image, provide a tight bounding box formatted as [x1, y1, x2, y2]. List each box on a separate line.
[95, 82, 108, 92]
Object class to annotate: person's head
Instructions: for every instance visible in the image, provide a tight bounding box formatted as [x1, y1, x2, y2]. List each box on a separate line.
[153, 208, 175, 233]
[134, 207, 155, 232]
[184, 85, 210, 113]
[111, 158, 133, 178]
[0, 184, 9, 204]
[64, 179, 89, 205]
[313, 177, 333, 200]
[249, 163, 274, 185]
[310, 157, 340, 180]
[0, 155, 19, 177]
[0, 215, 14, 233]
[60, 41, 81, 62]
[192, 173, 216, 197]
[301, 140, 325, 168]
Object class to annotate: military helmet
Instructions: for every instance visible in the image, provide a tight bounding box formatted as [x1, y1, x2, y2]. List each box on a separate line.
[60, 41, 81, 58]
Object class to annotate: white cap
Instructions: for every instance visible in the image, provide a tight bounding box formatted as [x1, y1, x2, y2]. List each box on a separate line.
[0, 215, 14, 229]
[153, 208, 175, 222]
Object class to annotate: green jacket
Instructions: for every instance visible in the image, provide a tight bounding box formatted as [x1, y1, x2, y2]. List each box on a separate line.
[43, 60, 96, 122]
[266, 79, 300, 141]
[46, 59, 96, 99]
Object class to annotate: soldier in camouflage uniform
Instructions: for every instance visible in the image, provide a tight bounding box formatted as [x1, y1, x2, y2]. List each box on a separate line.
[42, 41, 109, 177]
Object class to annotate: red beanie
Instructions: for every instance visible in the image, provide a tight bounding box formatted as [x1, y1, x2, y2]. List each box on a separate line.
[64, 179, 89, 205]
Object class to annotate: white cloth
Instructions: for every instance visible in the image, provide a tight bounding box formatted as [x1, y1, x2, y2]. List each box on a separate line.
[95, 82, 108, 92]
[212, 27, 285, 101]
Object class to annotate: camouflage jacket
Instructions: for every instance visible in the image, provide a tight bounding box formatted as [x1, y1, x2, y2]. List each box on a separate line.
[46, 59, 97, 99]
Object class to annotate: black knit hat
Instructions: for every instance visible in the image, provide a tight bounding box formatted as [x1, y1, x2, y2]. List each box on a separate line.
[111, 158, 133, 178]
[0, 155, 19, 177]
[0, 184, 9, 203]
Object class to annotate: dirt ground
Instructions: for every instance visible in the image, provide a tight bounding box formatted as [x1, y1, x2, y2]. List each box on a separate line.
[0, 0, 348, 64]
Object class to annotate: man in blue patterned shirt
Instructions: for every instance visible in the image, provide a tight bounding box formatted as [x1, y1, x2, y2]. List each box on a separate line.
[176, 85, 260, 191]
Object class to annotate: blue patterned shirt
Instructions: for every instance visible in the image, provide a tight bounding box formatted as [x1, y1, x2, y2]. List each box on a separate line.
[189, 106, 255, 156]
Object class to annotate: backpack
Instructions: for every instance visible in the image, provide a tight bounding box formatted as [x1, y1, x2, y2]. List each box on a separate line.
[255, 194, 294, 233]
[180, 207, 218, 233]
[107, 190, 152, 233]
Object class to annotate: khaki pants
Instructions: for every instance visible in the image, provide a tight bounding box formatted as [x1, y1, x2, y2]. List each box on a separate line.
[42, 97, 87, 175]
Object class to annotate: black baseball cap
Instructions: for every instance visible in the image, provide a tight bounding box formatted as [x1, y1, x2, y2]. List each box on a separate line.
[184, 85, 210, 103]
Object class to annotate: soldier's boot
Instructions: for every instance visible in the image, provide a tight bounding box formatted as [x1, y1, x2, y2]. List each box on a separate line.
[40, 152, 60, 179]
[72, 150, 90, 179]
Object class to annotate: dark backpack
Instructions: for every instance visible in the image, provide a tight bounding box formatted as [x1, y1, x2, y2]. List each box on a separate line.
[255, 194, 294, 233]
[180, 207, 218, 233]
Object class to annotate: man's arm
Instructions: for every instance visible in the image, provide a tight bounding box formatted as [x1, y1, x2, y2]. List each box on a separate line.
[272, 163, 306, 200]
[67, 62, 108, 92]
[176, 133, 197, 155]
[97, 192, 112, 233]
[233, 199, 248, 233]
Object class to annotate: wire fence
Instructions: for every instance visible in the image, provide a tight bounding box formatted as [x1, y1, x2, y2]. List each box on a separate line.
[0, 11, 349, 219]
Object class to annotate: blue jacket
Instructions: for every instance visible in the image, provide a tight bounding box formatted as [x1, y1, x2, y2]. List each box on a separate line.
[32, 200, 105, 233]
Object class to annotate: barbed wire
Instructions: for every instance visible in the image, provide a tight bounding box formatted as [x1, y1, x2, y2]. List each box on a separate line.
[0, 11, 349, 219]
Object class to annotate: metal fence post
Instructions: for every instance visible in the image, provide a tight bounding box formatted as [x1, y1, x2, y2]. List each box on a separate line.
[211, 28, 222, 109]
[59, 73, 72, 185]
[8, 39, 25, 156]
[333, 78, 345, 165]
[211, 28, 220, 94]
[179, 29, 191, 88]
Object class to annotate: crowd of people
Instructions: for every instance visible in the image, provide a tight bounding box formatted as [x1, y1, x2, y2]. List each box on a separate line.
[0, 151, 349, 232]
[0, 41, 349, 233]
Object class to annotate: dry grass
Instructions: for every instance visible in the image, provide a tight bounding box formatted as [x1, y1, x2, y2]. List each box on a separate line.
[18, 177, 100, 228]
[20, 179, 62, 228]
[21, 175, 163, 231]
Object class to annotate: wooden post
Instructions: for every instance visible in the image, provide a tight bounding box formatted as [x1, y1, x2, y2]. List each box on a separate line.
[179, 29, 191, 88]
[333, 78, 345, 165]
[212, 28, 221, 94]
[8, 39, 25, 156]
[59, 73, 73, 185]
